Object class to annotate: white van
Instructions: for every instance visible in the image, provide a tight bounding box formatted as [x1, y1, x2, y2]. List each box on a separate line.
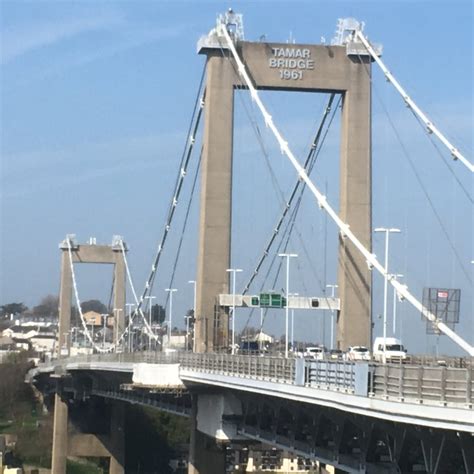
[373, 337, 407, 363]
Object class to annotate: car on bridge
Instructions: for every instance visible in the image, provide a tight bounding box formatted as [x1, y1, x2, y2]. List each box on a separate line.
[346, 345, 371, 361]
[304, 346, 326, 360]
[328, 349, 344, 360]
[373, 337, 407, 363]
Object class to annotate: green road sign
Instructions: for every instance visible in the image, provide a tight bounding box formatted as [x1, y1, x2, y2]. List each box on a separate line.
[259, 293, 286, 308]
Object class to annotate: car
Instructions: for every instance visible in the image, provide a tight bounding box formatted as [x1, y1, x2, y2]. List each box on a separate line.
[304, 346, 326, 360]
[346, 345, 371, 361]
[328, 349, 344, 360]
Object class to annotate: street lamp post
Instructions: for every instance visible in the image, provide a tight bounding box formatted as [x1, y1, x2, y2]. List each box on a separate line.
[165, 289, 177, 347]
[391, 274, 404, 336]
[226, 268, 243, 355]
[113, 308, 122, 349]
[125, 303, 135, 352]
[145, 296, 156, 351]
[101, 314, 108, 349]
[188, 280, 197, 352]
[374, 227, 401, 363]
[288, 293, 299, 351]
[326, 284, 338, 350]
[278, 253, 298, 358]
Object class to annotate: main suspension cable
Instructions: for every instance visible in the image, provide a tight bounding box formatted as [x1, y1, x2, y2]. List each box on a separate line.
[164, 148, 203, 308]
[66, 238, 115, 353]
[355, 29, 473, 173]
[134, 67, 206, 320]
[240, 96, 340, 334]
[219, 23, 474, 356]
[242, 94, 337, 296]
[354, 51, 472, 284]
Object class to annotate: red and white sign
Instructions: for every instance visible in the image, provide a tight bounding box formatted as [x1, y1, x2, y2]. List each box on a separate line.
[437, 290, 449, 299]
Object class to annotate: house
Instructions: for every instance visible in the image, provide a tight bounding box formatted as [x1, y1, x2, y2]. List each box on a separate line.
[83, 311, 102, 326]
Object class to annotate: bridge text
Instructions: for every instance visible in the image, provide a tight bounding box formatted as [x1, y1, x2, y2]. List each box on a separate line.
[268, 47, 315, 80]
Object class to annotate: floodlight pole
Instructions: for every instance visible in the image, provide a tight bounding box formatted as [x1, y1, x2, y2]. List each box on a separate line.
[374, 228, 401, 363]
[326, 284, 338, 350]
[145, 296, 156, 351]
[165, 289, 177, 347]
[101, 314, 108, 349]
[188, 280, 197, 351]
[279, 253, 298, 358]
[113, 308, 122, 349]
[288, 292, 299, 350]
[126, 303, 135, 352]
[227, 268, 243, 354]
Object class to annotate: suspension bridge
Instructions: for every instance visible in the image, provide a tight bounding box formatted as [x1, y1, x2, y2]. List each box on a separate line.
[28, 12, 473, 474]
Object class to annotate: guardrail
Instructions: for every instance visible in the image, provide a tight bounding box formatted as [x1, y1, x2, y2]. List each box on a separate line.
[40, 352, 473, 408]
[372, 364, 472, 407]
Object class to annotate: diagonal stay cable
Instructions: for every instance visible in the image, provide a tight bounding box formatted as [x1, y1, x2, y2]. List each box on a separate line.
[242, 94, 337, 296]
[240, 97, 340, 333]
[164, 148, 203, 308]
[355, 51, 472, 284]
[136, 67, 207, 319]
[220, 23, 474, 355]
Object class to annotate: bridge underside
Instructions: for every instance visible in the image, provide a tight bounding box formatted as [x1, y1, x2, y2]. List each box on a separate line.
[35, 369, 473, 474]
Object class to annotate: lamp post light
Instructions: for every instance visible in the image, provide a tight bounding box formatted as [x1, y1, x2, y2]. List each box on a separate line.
[226, 268, 243, 355]
[326, 284, 338, 350]
[165, 289, 177, 347]
[278, 253, 298, 358]
[374, 227, 401, 363]
[188, 280, 197, 352]
[145, 296, 156, 351]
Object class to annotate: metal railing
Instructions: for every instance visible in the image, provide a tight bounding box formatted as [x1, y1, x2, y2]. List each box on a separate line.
[372, 364, 473, 407]
[306, 360, 357, 393]
[42, 352, 473, 408]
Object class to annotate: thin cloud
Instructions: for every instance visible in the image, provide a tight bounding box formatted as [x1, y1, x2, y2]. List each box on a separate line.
[1, 13, 124, 65]
[25, 25, 187, 84]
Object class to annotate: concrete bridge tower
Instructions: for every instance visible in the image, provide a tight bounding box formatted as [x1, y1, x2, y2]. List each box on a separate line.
[194, 13, 375, 353]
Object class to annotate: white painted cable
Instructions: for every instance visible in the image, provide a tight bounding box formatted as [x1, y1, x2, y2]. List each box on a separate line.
[355, 30, 474, 173]
[66, 238, 115, 353]
[219, 25, 474, 356]
[119, 239, 160, 343]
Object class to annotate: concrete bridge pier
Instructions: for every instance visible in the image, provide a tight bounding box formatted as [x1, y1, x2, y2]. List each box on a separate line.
[187, 392, 245, 474]
[50, 393, 125, 474]
[51, 393, 68, 474]
[188, 395, 226, 474]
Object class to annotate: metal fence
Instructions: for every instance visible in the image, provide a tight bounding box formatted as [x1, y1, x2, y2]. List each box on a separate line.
[371, 363, 472, 407]
[47, 352, 473, 408]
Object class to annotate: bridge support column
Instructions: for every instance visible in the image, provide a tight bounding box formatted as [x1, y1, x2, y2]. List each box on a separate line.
[108, 402, 125, 474]
[58, 248, 73, 358]
[188, 396, 226, 474]
[195, 53, 235, 353]
[112, 250, 126, 344]
[51, 393, 68, 474]
[337, 60, 372, 350]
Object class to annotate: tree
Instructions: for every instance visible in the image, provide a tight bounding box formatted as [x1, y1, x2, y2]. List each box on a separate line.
[80, 299, 107, 314]
[151, 304, 166, 324]
[0, 303, 28, 318]
[32, 295, 59, 318]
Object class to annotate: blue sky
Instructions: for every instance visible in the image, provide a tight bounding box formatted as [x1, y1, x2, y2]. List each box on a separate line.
[1, 1, 472, 355]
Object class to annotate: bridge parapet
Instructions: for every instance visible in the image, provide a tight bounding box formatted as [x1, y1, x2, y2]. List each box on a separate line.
[33, 352, 474, 410]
